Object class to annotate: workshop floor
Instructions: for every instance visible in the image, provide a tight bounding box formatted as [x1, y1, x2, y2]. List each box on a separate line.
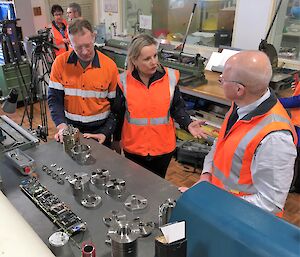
[1, 103, 300, 227]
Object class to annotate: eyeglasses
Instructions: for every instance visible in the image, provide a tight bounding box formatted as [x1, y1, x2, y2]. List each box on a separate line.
[54, 12, 63, 17]
[218, 75, 246, 88]
[73, 42, 94, 52]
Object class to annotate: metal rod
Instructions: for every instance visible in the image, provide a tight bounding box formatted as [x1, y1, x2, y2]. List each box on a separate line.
[181, 3, 197, 53]
[265, 0, 283, 41]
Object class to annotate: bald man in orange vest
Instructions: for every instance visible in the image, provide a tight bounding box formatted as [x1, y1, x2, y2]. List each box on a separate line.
[180, 51, 297, 217]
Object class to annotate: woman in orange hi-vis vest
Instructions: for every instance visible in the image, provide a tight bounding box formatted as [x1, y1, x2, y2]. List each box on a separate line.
[83, 34, 208, 178]
[50, 4, 69, 57]
[279, 79, 300, 194]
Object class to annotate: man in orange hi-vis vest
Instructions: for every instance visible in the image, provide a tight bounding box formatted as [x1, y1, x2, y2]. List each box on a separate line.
[180, 51, 297, 217]
[48, 19, 118, 146]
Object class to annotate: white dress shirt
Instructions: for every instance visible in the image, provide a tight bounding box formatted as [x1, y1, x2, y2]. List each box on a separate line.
[202, 89, 297, 214]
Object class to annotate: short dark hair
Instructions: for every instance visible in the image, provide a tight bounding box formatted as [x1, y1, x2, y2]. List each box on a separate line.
[68, 19, 93, 35]
[51, 4, 64, 16]
[69, 3, 81, 16]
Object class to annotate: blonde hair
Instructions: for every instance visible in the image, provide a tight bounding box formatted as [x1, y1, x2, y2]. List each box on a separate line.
[127, 34, 157, 71]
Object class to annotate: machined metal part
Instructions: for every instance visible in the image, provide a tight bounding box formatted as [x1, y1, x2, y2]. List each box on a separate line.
[81, 242, 96, 257]
[46, 169, 53, 175]
[131, 218, 155, 237]
[48, 232, 70, 256]
[124, 195, 148, 211]
[42, 165, 48, 172]
[62, 125, 80, 155]
[105, 178, 126, 198]
[102, 210, 127, 227]
[68, 173, 90, 197]
[71, 144, 91, 165]
[56, 177, 65, 185]
[4, 149, 35, 175]
[51, 172, 58, 179]
[90, 168, 110, 189]
[105, 236, 112, 246]
[81, 194, 102, 208]
[109, 220, 139, 257]
[158, 198, 176, 227]
[0, 115, 39, 153]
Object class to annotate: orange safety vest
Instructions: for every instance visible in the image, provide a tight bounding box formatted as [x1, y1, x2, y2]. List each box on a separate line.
[118, 67, 179, 156]
[290, 81, 300, 127]
[51, 19, 69, 56]
[49, 50, 118, 123]
[212, 101, 297, 217]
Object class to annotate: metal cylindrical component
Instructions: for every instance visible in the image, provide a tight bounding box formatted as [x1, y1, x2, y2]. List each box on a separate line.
[68, 173, 90, 197]
[109, 221, 139, 257]
[158, 199, 176, 227]
[48, 232, 70, 256]
[105, 178, 126, 198]
[71, 144, 91, 165]
[90, 169, 110, 189]
[63, 126, 80, 155]
[81, 242, 96, 257]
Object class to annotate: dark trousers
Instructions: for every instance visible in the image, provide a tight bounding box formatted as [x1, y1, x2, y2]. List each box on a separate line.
[124, 150, 174, 178]
[291, 147, 300, 190]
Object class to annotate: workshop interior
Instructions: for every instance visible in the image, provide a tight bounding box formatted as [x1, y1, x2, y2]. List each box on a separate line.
[0, 0, 300, 257]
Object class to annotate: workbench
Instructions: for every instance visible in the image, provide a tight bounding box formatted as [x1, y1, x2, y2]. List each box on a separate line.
[179, 70, 294, 107]
[0, 139, 180, 257]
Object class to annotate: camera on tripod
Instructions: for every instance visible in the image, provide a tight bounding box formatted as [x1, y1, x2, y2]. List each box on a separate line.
[27, 28, 51, 44]
[0, 20, 11, 34]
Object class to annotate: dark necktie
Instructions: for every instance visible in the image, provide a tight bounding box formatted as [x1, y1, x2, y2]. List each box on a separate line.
[225, 107, 239, 134]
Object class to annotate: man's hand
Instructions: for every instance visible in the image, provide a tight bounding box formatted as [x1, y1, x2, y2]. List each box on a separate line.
[188, 120, 208, 139]
[178, 173, 212, 193]
[83, 133, 106, 144]
[54, 123, 68, 143]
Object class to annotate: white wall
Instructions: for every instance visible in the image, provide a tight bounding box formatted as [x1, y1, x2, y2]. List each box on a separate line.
[232, 0, 275, 49]
[30, 0, 50, 31]
[14, 0, 35, 38]
[97, 0, 123, 35]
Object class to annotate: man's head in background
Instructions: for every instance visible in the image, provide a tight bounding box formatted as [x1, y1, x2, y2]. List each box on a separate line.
[66, 3, 82, 22]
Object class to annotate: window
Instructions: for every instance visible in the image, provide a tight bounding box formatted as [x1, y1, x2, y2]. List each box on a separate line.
[278, 0, 300, 61]
[123, 0, 237, 48]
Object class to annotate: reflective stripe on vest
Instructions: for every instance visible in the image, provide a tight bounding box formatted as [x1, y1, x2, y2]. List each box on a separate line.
[65, 110, 110, 123]
[64, 88, 108, 98]
[49, 81, 116, 99]
[212, 113, 293, 194]
[120, 68, 177, 126]
[49, 80, 64, 90]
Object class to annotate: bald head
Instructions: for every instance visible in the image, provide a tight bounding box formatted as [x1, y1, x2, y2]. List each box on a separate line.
[224, 50, 272, 96]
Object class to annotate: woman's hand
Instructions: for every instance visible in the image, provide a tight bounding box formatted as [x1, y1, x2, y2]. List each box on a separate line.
[83, 133, 106, 144]
[188, 120, 208, 139]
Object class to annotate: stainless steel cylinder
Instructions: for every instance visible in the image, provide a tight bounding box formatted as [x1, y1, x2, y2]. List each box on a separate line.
[158, 199, 176, 227]
[71, 144, 91, 165]
[48, 232, 70, 256]
[109, 221, 139, 257]
[68, 173, 90, 197]
[90, 169, 110, 189]
[62, 126, 80, 155]
[105, 178, 126, 198]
